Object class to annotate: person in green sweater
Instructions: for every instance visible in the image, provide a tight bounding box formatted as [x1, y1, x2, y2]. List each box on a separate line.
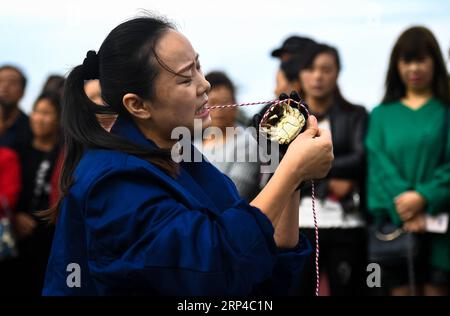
[366, 26, 450, 296]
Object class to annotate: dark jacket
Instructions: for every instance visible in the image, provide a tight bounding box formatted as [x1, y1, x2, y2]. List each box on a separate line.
[304, 100, 369, 216]
[0, 110, 33, 150]
[327, 101, 368, 181]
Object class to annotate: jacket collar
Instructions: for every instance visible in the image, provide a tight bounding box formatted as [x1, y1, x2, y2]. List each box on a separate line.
[110, 116, 158, 150]
[109, 116, 225, 215]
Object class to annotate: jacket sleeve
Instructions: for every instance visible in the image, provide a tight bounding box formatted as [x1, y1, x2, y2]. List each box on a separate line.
[365, 108, 411, 225]
[254, 233, 312, 295]
[328, 108, 368, 180]
[415, 122, 450, 215]
[83, 167, 308, 295]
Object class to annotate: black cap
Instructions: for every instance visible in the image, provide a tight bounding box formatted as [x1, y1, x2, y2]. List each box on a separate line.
[271, 36, 316, 58]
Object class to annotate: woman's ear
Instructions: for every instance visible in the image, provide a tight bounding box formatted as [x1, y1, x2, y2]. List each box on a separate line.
[122, 93, 152, 119]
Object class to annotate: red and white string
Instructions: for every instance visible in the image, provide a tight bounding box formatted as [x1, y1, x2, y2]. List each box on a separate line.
[207, 99, 320, 296]
[311, 180, 319, 296]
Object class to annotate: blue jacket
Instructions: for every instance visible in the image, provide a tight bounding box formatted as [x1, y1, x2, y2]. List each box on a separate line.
[43, 117, 312, 296]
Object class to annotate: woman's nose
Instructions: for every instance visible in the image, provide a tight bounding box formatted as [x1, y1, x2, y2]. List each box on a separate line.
[198, 76, 211, 96]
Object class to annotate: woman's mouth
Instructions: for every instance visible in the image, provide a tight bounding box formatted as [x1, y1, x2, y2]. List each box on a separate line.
[194, 104, 210, 118]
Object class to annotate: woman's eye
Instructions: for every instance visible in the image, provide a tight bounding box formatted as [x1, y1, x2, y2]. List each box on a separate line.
[182, 78, 192, 84]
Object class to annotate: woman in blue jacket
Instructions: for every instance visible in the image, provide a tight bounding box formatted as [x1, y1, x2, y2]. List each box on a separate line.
[42, 15, 334, 296]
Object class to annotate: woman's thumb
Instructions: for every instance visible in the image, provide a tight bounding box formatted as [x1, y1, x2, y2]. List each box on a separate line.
[303, 115, 318, 137]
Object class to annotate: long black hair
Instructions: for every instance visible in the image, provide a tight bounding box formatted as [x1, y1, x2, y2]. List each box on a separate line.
[43, 15, 179, 223]
[382, 26, 450, 105]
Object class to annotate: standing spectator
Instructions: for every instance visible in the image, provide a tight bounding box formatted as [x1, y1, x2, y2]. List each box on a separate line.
[202, 71, 261, 202]
[0, 101, 21, 216]
[366, 26, 450, 296]
[0, 65, 32, 149]
[13, 92, 62, 295]
[297, 43, 369, 296]
[0, 101, 22, 295]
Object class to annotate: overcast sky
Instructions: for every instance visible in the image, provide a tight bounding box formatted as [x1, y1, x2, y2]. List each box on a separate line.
[1, 0, 449, 117]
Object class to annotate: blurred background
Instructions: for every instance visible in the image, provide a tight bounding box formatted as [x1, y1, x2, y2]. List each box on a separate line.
[1, 0, 449, 116]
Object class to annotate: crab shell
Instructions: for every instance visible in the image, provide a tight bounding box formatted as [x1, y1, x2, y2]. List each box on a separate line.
[260, 100, 307, 145]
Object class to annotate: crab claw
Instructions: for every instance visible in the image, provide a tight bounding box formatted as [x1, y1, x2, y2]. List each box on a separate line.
[287, 91, 309, 133]
[289, 91, 301, 103]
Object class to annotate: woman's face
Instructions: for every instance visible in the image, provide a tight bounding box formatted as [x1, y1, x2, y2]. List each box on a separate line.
[30, 98, 59, 138]
[208, 85, 237, 130]
[398, 55, 434, 92]
[0, 68, 24, 107]
[300, 52, 338, 100]
[145, 29, 211, 140]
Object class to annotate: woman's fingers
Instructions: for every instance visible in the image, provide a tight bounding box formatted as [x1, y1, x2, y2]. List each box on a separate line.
[300, 115, 319, 138]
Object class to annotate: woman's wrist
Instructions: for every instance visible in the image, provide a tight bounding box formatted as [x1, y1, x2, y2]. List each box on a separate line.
[276, 159, 304, 193]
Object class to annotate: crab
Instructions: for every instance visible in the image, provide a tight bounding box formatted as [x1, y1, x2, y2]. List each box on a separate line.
[260, 99, 307, 145]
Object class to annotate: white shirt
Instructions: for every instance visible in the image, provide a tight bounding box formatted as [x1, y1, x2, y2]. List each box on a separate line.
[299, 118, 365, 229]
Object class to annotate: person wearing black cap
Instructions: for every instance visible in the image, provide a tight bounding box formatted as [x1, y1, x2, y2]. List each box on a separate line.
[271, 36, 316, 62]
[254, 37, 317, 129]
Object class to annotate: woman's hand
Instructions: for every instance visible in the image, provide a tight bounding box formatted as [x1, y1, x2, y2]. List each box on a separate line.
[403, 213, 426, 233]
[282, 115, 334, 184]
[250, 114, 333, 234]
[395, 191, 426, 221]
[14, 212, 37, 240]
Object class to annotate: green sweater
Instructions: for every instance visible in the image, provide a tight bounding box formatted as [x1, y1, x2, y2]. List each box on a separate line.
[366, 98, 450, 271]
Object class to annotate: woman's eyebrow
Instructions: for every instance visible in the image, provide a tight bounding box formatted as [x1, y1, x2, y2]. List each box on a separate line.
[176, 54, 199, 74]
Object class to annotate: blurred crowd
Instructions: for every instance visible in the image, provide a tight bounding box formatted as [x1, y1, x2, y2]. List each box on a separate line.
[0, 25, 449, 296]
